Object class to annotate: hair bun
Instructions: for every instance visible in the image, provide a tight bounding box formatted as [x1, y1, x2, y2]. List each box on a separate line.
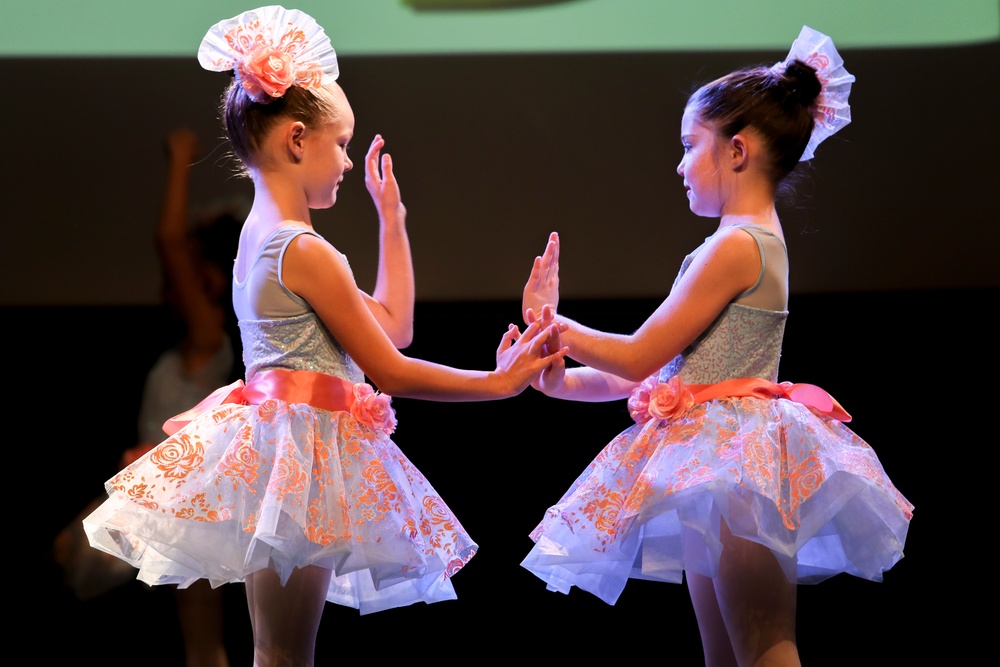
[783, 59, 822, 106]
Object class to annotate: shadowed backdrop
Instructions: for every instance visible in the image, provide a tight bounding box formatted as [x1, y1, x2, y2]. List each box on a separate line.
[4, 2, 997, 664]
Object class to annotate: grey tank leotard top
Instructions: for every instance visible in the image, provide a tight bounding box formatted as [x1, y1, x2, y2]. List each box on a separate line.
[232, 225, 363, 384]
[659, 224, 789, 385]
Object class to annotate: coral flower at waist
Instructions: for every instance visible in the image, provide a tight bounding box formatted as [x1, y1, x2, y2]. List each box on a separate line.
[628, 376, 851, 426]
[163, 369, 396, 436]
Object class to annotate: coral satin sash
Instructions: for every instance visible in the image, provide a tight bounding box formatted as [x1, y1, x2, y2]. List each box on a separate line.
[163, 369, 355, 436]
[689, 378, 852, 422]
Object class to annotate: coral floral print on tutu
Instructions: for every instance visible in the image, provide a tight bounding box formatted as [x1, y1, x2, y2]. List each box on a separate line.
[628, 376, 696, 425]
[351, 384, 397, 435]
[197, 5, 340, 103]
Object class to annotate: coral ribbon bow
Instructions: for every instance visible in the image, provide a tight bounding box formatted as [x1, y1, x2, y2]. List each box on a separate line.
[162, 379, 248, 436]
[161, 369, 359, 436]
[688, 378, 852, 422]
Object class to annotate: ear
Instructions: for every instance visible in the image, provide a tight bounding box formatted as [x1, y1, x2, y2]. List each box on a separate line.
[287, 121, 307, 162]
[729, 133, 750, 172]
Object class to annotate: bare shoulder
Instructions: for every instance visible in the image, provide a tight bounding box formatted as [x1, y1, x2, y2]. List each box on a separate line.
[286, 227, 339, 262]
[699, 225, 760, 265]
[681, 225, 763, 298]
[713, 224, 760, 245]
[283, 229, 354, 295]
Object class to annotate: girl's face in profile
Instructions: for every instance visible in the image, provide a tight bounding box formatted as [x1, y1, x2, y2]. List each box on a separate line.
[677, 104, 725, 219]
[301, 84, 355, 211]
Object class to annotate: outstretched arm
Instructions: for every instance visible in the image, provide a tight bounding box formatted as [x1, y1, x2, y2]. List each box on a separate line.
[521, 234, 636, 401]
[362, 134, 414, 348]
[525, 305, 637, 402]
[543, 227, 765, 382]
[546, 367, 639, 402]
[284, 232, 568, 401]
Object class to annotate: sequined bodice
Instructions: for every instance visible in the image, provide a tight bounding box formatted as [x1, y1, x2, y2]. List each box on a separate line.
[233, 226, 363, 383]
[238, 313, 362, 382]
[660, 225, 788, 385]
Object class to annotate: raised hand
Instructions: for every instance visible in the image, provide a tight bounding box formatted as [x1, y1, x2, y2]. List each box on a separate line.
[495, 318, 568, 395]
[522, 231, 560, 323]
[164, 128, 201, 165]
[365, 134, 406, 223]
[530, 304, 566, 394]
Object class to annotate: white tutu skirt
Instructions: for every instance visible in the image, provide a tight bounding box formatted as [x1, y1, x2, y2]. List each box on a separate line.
[84, 400, 477, 615]
[521, 396, 913, 605]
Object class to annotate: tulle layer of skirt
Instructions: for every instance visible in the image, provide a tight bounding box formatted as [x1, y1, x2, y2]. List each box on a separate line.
[83, 400, 477, 615]
[521, 396, 913, 605]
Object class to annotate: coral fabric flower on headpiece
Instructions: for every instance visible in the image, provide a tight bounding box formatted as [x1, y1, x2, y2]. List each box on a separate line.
[198, 5, 339, 103]
[240, 47, 297, 100]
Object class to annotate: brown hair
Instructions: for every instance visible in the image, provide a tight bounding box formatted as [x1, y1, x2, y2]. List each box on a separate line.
[688, 59, 822, 187]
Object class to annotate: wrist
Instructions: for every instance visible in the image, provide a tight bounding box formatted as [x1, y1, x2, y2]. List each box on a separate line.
[489, 369, 516, 399]
[380, 210, 406, 229]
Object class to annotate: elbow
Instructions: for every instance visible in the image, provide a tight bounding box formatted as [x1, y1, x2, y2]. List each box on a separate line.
[615, 350, 663, 384]
[362, 354, 412, 397]
[384, 315, 413, 349]
[619, 368, 655, 384]
[367, 372, 412, 398]
[371, 378, 405, 396]
[392, 326, 414, 350]
[615, 334, 672, 383]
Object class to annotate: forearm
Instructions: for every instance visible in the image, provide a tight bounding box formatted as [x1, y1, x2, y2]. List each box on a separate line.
[156, 157, 192, 247]
[556, 314, 659, 383]
[542, 366, 638, 402]
[364, 320, 559, 401]
[373, 357, 516, 402]
[370, 212, 415, 347]
[156, 130, 199, 247]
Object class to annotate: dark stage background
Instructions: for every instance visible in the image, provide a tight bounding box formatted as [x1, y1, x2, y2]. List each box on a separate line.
[19, 288, 989, 664]
[5, 38, 997, 666]
[4, 42, 998, 307]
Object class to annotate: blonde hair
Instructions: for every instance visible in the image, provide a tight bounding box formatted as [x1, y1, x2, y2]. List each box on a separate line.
[219, 80, 344, 177]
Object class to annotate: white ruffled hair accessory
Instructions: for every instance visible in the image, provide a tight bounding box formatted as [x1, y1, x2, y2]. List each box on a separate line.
[772, 25, 855, 161]
[198, 5, 339, 103]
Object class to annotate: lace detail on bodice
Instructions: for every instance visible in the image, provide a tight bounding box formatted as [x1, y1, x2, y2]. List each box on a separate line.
[240, 312, 363, 383]
[660, 224, 788, 384]
[660, 303, 786, 384]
